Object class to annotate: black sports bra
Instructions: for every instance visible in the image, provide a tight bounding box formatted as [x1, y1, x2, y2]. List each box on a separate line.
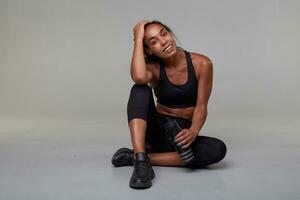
[154, 50, 198, 108]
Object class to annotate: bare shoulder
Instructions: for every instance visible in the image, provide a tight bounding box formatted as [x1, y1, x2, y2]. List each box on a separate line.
[189, 51, 213, 79]
[190, 51, 213, 68]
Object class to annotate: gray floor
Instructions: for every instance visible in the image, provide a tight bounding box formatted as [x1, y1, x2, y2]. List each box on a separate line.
[1, 114, 300, 200]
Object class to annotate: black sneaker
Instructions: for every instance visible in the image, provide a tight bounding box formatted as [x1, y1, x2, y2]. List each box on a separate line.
[111, 148, 134, 167]
[129, 152, 155, 189]
[111, 145, 154, 167]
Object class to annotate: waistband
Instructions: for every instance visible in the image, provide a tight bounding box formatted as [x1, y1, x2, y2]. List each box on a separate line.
[156, 112, 192, 123]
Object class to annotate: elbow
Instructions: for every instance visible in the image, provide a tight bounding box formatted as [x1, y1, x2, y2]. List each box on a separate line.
[131, 75, 148, 85]
[130, 68, 148, 85]
[133, 79, 148, 85]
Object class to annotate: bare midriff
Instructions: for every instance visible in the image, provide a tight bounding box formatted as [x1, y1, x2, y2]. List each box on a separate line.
[156, 101, 195, 121]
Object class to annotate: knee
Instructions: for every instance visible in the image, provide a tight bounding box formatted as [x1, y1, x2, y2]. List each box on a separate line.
[127, 84, 153, 123]
[214, 139, 227, 162]
[186, 138, 227, 169]
[128, 84, 152, 105]
[127, 84, 153, 107]
[206, 138, 227, 165]
[130, 84, 152, 98]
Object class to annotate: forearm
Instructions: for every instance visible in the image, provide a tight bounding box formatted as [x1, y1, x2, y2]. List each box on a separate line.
[130, 38, 147, 83]
[189, 106, 207, 134]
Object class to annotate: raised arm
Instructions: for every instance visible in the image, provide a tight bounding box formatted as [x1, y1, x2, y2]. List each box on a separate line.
[130, 20, 153, 85]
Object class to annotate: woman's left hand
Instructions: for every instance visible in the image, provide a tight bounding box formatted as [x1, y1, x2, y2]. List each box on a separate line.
[175, 129, 198, 149]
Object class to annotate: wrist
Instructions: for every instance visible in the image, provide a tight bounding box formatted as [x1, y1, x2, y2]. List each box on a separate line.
[189, 128, 199, 136]
[134, 37, 144, 44]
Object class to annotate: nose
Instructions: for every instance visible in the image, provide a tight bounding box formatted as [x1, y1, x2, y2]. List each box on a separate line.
[160, 37, 167, 46]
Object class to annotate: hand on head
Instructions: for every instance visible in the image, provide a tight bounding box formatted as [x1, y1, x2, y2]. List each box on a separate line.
[133, 19, 151, 42]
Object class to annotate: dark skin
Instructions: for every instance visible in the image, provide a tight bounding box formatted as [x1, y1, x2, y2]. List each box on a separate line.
[129, 20, 213, 166]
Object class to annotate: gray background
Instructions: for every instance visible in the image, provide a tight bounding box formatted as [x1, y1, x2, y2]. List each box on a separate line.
[1, 0, 299, 199]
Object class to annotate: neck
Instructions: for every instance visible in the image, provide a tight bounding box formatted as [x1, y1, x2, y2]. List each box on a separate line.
[161, 49, 185, 69]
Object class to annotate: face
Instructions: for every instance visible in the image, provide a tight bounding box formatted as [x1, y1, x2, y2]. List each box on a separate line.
[144, 23, 177, 59]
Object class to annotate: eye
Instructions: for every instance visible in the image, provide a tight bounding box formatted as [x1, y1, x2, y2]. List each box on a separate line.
[151, 40, 157, 45]
[162, 31, 168, 36]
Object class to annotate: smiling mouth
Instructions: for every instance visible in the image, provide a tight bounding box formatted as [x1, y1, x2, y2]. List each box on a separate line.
[163, 44, 173, 52]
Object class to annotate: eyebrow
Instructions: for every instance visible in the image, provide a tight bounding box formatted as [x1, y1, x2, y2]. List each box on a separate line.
[149, 28, 166, 41]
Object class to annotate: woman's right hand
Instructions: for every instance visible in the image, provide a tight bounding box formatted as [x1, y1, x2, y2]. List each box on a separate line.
[133, 20, 151, 42]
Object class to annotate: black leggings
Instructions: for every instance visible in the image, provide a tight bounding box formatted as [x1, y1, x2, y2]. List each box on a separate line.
[127, 84, 227, 168]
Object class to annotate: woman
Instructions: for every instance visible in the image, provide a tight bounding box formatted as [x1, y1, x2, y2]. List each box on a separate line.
[111, 20, 227, 189]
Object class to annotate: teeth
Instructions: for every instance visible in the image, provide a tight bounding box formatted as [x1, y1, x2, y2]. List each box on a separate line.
[165, 45, 172, 52]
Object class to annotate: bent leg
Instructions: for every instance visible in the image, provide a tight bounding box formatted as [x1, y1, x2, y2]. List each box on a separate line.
[147, 136, 227, 167]
[126, 84, 228, 168]
[127, 84, 157, 156]
[186, 136, 227, 168]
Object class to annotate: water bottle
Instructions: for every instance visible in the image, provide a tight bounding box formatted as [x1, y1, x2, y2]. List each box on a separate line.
[164, 117, 195, 165]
